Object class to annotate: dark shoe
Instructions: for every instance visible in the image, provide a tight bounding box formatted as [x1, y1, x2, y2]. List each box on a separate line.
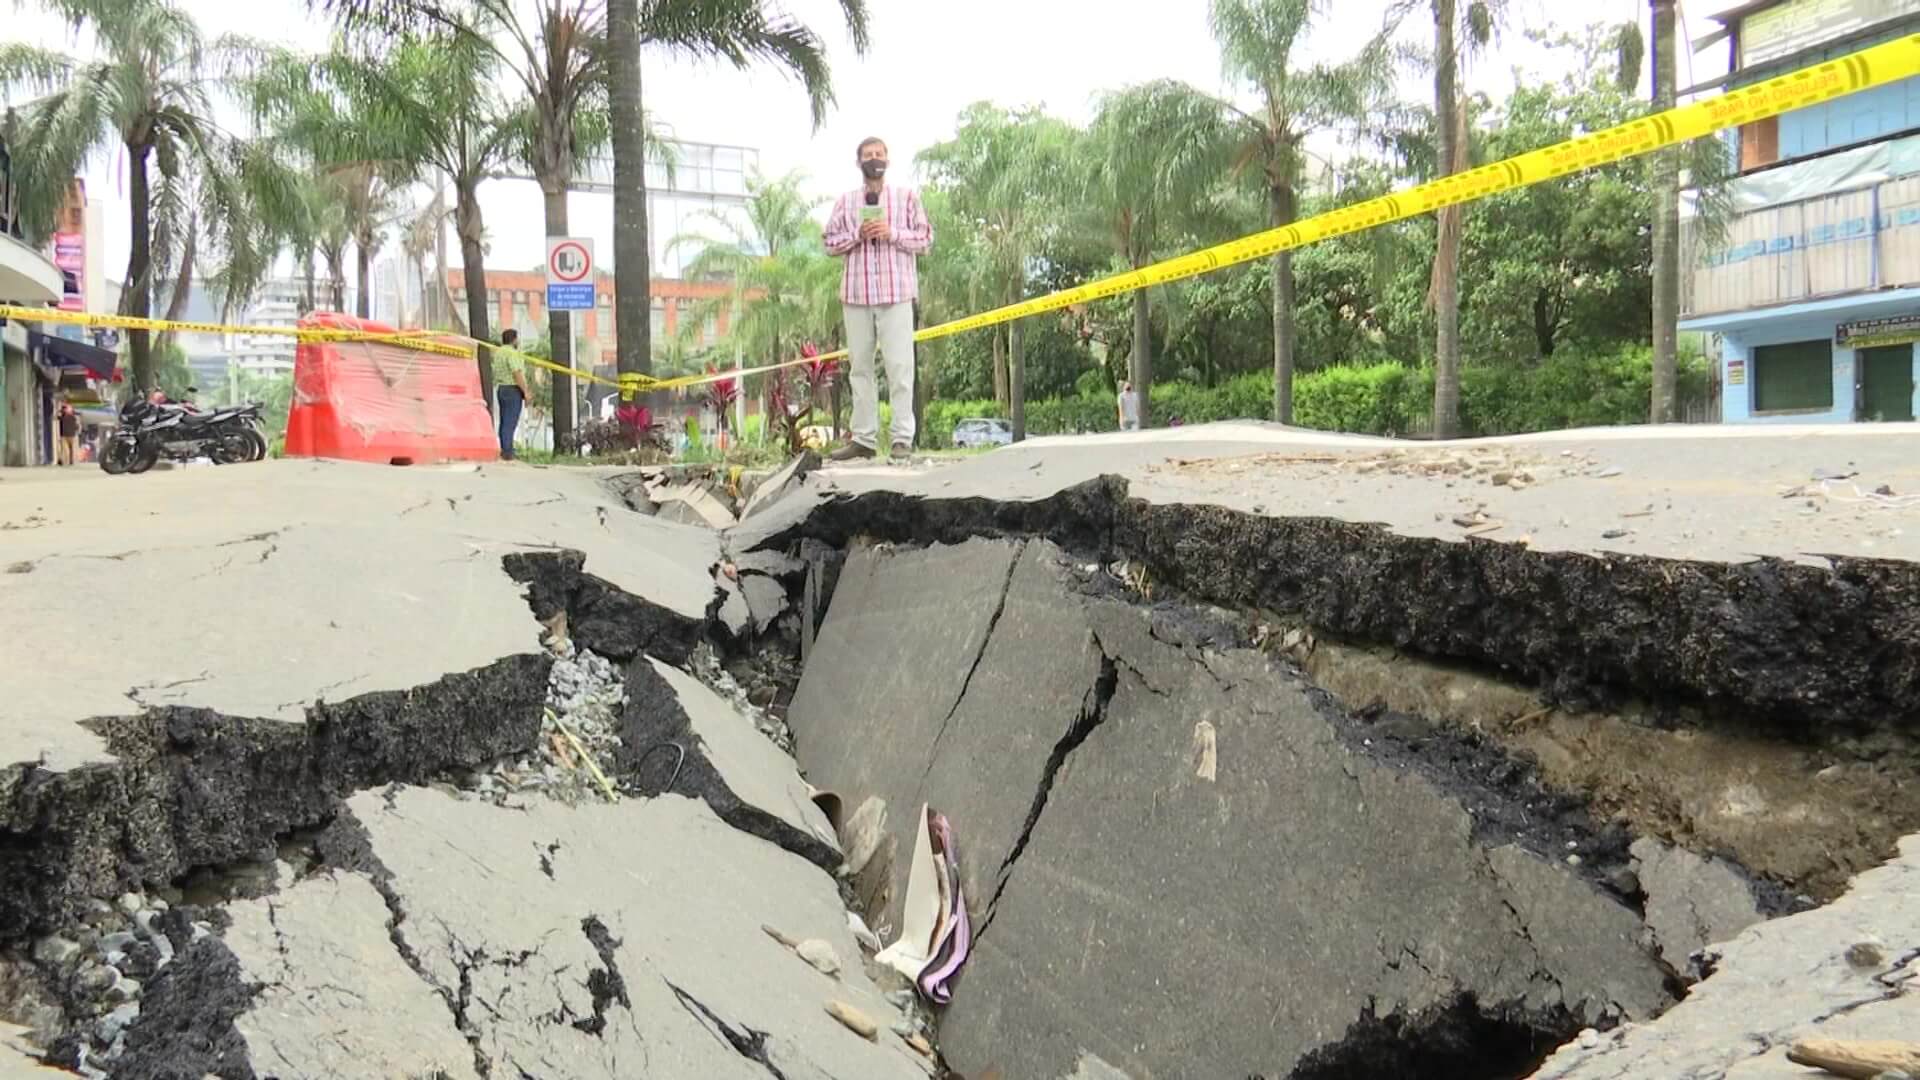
[828, 442, 875, 462]
[890, 441, 912, 459]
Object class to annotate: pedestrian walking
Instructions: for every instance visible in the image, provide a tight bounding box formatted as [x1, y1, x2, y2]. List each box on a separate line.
[822, 136, 933, 460]
[1116, 381, 1141, 431]
[55, 401, 79, 465]
[494, 328, 529, 460]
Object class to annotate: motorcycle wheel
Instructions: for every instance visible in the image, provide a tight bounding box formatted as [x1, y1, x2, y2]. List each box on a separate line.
[245, 429, 268, 461]
[128, 447, 160, 474]
[213, 433, 252, 465]
[99, 439, 135, 475]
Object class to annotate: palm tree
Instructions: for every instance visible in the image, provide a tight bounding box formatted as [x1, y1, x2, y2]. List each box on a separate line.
[606, 0, 870, 412]
[244, 46, 424, 321]
[920, 104, 1076, 438]
[1084, 80, 1234, 429]
[258, 30, 516, 394]
[499, 2, 610, 451]
[1206, 0, 1396, 423]
[1650, 0, 1679, 423]
[1, 0, 289, 391]
[1428, 0, 1502, 438]
[314, 0, 868, 445]
[674, 170, 838, 414]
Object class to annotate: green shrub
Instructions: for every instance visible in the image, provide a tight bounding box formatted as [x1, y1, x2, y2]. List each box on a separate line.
[1026, 395, 1115, 434]
[916, 344, 1691, 445]
[1293, 364, 1425, 435]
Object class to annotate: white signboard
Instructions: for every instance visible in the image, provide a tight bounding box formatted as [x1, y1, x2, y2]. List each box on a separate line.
[546, 237, 595, 311]
[1741, 0, 1920, 68]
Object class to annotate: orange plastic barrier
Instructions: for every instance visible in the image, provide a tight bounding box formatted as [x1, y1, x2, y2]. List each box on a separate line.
[283, 313, 498, 465]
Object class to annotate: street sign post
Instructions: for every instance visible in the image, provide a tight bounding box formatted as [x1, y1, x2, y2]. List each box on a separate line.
[546, 237, 595, 311]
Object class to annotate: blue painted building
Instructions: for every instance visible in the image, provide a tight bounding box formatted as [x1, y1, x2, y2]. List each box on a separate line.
[1682, 0, 1920, 423]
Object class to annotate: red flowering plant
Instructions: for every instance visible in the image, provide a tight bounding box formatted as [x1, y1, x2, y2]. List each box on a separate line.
[705, 366, 739, 441]
[767, 343, 837, 455]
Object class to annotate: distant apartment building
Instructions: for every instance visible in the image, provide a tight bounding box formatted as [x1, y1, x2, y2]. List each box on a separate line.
[1682, 0, 1920, 423]
[174, 277, 308, 392]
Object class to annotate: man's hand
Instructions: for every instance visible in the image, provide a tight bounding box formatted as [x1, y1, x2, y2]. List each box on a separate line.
[859, 218, 891, 243]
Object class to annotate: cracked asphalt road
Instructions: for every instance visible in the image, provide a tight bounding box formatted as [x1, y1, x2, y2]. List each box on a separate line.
[813, 419, 1920, 565]
[0, 459, 717, 771]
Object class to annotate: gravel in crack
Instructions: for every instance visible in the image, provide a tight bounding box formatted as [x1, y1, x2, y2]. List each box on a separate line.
[690, 642, 797, 755]
[16, 889, 217, 1078]
[468, 644, 627, 805]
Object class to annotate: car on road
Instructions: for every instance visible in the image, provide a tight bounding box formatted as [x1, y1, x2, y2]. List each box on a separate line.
[951, 417, 1013, 449]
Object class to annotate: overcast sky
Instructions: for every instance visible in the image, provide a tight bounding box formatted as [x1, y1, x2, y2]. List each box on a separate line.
[8, 0, 1749, 285]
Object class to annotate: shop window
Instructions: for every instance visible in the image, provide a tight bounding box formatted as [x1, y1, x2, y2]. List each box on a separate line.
[1739, 116, 1779, 171]
[1752, 340, 1833, 412]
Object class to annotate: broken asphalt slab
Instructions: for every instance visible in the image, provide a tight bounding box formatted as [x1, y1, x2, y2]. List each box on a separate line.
[812, 420, 1920, 565]
[739, 449, 820, 521]
[0, 653, 550, 939]
[787, 536, 1673, 1078]
[0, 459, 718, 773]
[1628, 837, 1769, 972]
[1526, 835, 1919, 1079]
[621, 656, 841, 871]
[312, 787, 919, 1080]
[739, 452, 1920, 736]
[102, 788, 926, 1080]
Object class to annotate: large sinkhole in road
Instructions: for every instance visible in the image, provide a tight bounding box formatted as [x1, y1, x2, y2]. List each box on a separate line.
[2, 471, 1916, 1080]
[734, 476, 1919, 1079]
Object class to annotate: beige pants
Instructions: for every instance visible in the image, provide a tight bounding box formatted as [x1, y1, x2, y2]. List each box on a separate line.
[56, 435, 77, 465]
[844, 301, 916, 449]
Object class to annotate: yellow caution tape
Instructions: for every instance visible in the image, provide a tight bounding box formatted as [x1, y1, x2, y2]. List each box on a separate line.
[5, 35, 1913, 397]
[0, 303, 475, 358]
[907, 34, 1920, 343]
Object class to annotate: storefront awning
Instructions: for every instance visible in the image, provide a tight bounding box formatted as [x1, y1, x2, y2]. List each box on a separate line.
[28, 330, 118, 380]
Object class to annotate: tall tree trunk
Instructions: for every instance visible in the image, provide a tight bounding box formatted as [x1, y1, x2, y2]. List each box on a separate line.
[126, 142, 154, 392]
[1651, 0, 1681, 424]
[544, 186, 576, 450]
[607, 0, 653, 409]
[1009, 316, 1027, 442]
[155, 219, 198, 359]
[1432, 0, 1464, 439]
[1130, 285, 1151, 427]
[991, 325, 1008, 405]
[457, 178, 494, 410]
[355, 231, 373, 320]
[325, 246, 346, 312]
[1269, 182, 1298, 424]
[302, 248, 317, 315]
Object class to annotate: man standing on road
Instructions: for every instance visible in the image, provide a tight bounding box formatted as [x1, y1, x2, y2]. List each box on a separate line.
[823, 136, 933, 461]
[494, 328, 529, 460]
[1116, 381, 1141, 431]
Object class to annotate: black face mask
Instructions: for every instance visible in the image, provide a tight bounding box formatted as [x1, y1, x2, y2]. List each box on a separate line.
[861, 159, 888, 180]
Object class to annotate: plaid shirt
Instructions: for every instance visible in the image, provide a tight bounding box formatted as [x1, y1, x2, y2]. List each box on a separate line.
[823, 185, 933, 306]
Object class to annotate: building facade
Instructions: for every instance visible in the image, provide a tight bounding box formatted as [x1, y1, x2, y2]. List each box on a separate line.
[1682, 0, 1920, 423]
[1, 150, 99, 467]
[447, 268, 735, 371]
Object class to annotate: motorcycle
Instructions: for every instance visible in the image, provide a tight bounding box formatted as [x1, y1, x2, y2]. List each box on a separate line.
[99, 400, 265, 474]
